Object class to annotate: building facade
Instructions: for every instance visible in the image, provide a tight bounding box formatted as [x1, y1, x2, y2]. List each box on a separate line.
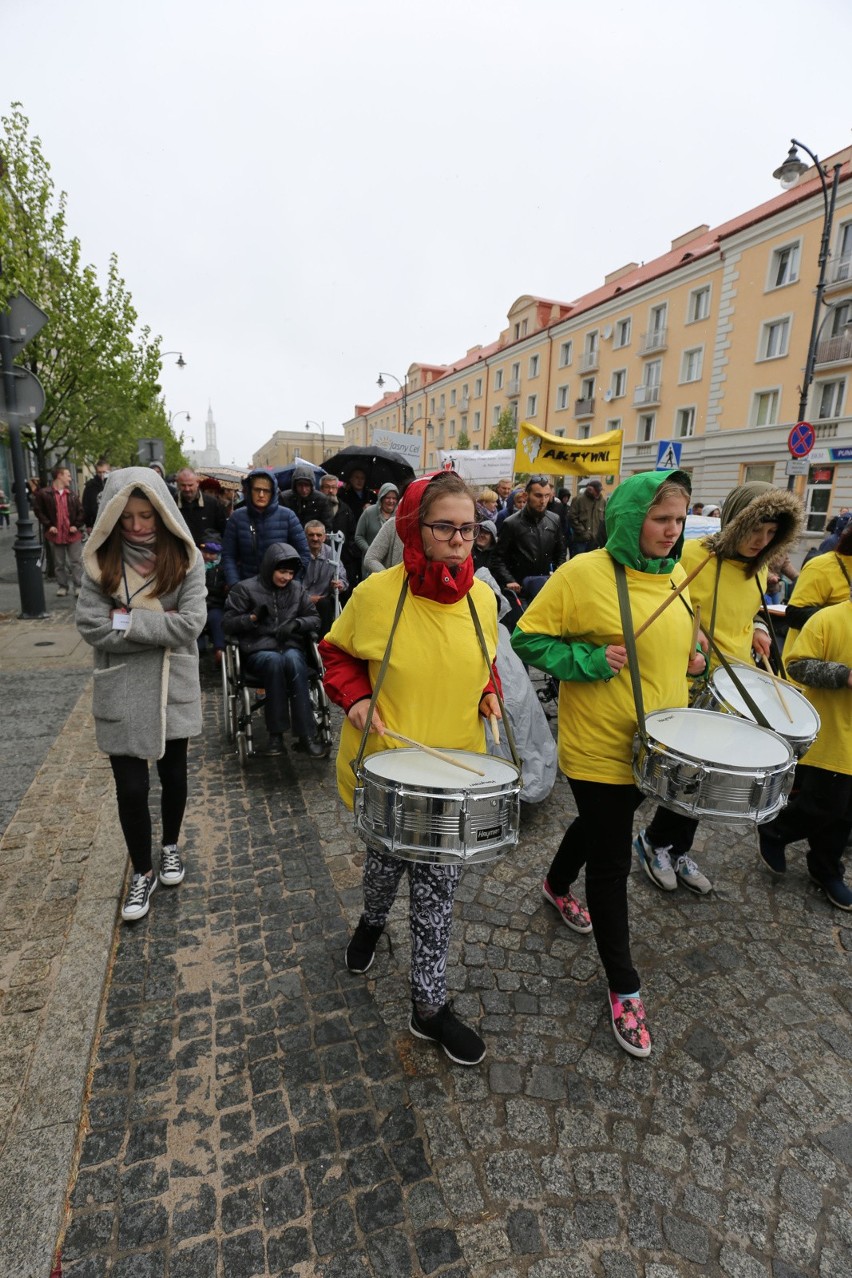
[251, 428, 344, 471]
[343, 147, 852, 545]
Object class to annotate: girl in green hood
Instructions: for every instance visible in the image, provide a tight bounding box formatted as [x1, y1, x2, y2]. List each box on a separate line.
[512, 471, 705, 1058]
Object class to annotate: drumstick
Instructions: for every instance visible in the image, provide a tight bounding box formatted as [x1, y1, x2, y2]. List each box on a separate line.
[383, 730, 486, 776]
[689, 604, 701, 663]
[489, 713, 500, 746]
[634, 551, 715, 640]
[757, 653, 794, 723]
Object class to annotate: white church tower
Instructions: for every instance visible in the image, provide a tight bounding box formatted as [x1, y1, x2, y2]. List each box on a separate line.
[185, 403, 221, 468]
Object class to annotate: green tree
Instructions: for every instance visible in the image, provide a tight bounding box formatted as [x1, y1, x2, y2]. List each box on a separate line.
[0, 104, 183, 479]
[456, 429, 471, 450]
[489, 407, 517, 450]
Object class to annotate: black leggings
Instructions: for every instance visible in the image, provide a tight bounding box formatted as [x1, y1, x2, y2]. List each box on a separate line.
[109, 738, 189, 874]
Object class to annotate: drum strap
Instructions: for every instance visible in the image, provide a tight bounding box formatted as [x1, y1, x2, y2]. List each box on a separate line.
[350, 577, 411, 777]
[754, 579, 787, 680]
[613, 562, 649, 744]
[677, 595, 774, 730]
[466, 595, 522, 774]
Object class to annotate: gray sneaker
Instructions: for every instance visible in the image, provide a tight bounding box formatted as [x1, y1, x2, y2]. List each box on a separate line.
[634, 829, 677, 891]
[674, 854, 712, 895]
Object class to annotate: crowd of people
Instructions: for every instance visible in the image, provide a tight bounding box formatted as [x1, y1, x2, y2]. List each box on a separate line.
[36, 451, 849, 1066]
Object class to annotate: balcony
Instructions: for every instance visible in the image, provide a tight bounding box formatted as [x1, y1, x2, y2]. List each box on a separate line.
[574, 396, 595, 417]
[579, 350, 599, 373]
[435, 406, 446, 421]
[506, 378, 521, 397]
[639, 328, 668, 354]
[459, 395, 470, 411]
[828, 254, 852, 287]
[815, 333, 852, 365]
[633, 383, 662, 407]
[814, 420, 839, 439]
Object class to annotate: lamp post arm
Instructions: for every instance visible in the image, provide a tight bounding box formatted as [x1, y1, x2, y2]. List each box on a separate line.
[797, 160, 843, 425]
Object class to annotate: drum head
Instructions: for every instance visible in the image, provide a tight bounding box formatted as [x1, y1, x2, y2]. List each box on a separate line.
[711, 665, 819, 737]
[363, 748, 518, 788]
[645, 708, 792, 768]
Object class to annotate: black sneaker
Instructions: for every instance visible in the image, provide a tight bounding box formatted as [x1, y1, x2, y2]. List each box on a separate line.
[345, 916, 383, 972]
[122, 872, 157, 921]
[296, 736, 329, 758]
[757, 829, 786, 875]
[266, 733, 285, 756]
[159, 845, 185, 886]
[410, 1001, 486, 1066]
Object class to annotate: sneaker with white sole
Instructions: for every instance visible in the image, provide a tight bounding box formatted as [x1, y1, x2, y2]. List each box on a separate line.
[608, 991, 652, 1058]
[122, 872, 157, 921]
[542, 878, 592, 933]
[634, 829, 677, 891]
[410, 1001, 486, 1066]
[159, 845, 185, 886]
[674, 854, 712, 895]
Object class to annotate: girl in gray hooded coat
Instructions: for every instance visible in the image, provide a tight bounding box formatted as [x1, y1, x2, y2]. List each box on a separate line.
[76, 467, 206, 921]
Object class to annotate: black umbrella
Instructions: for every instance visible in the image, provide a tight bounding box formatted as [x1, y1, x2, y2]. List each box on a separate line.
[321, 445, 416, 492]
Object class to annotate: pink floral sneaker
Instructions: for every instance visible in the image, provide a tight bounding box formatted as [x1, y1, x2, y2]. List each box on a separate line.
[608, 991, 652, 1058]
[542, 878, 592, 934]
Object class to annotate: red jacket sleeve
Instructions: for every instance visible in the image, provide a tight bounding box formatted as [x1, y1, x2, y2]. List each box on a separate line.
[482, 661, 502, 701]
[319, 636, 373, 712]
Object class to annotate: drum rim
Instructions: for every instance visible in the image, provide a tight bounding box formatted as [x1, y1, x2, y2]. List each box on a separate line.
[642, 706, 795, 768]
[707, 668, 820, 735]
[359, 747, 521, 787]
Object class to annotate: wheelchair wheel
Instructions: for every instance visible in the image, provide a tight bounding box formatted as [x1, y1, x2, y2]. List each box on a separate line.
[235, 685, 254, 766]
[222, 647, 235, 742]
[310, 677, 333, 751]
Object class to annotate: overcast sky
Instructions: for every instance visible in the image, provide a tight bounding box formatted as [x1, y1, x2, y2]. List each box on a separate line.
[5, 0, 852, 467]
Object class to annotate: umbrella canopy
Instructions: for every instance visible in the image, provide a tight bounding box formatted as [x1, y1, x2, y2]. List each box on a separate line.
[321, 445, 416, 491]
[272, 464, 327, 491]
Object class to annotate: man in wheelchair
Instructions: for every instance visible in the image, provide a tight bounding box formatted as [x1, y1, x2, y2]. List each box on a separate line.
[223, 542, 329, 757]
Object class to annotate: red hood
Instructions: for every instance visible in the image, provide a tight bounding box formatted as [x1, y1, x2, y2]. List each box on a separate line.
[395, 474, 475, 604]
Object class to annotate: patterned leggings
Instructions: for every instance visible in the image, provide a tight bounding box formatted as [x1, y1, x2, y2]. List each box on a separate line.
[362, 846, 460, 1014]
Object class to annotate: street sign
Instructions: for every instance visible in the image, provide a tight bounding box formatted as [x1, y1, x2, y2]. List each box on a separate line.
[787, 421, 815, 457]
[0, 366, 45, 421]
[7, 292, 48, 347]
[785, 458, 809, 477]
[656, 439, 682, 470]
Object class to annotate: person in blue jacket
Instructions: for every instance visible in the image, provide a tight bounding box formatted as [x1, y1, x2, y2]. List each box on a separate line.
[222, 469, 309, 587]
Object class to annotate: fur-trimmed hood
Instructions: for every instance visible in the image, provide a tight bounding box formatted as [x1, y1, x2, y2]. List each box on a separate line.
[83, 466, 200, 583]
[700, 482, 802, 578]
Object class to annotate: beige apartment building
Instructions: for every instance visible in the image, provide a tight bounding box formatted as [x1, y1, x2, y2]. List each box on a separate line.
[343, 146, 852, 545]
[252, 427, 344, 471]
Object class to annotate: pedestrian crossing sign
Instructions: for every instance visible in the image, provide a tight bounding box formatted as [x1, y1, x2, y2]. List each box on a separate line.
[656, 440, 682, 470]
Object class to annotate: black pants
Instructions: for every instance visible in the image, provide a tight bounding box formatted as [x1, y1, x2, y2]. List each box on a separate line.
[109, 738, 189, 874]
[761, 764, 852, 881]
[645, 807, 699, 857]
[547, 778, 645, 994]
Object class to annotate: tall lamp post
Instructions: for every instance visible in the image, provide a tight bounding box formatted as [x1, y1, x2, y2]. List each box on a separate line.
[772, 139, 843, 490]
[377, 371, 408, 434]
[305, 419, 326, 464]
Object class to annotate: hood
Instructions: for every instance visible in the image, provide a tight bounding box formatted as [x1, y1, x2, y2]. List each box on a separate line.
[259, 541, 302, 588]
[479, 519, 498, 544]
[83, 466, 199, 581]
[241, 467, 277, 513]
[704, 482, 803, 577]
[395, 474, 475, 604]
[605, 470, 691, 574]
[290, 464, 316, 489]
[377, 482, 399, 503]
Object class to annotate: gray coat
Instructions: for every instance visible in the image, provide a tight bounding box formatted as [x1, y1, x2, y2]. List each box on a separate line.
[76, 466, 206, 760]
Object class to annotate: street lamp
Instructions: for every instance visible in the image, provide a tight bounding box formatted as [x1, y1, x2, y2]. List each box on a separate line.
[305, 419, 326, 462]
[772, 138, 844, 492]
[377, 371, 409, 434]
[160, 351, 187, 368]
[169, 409, 191, 428]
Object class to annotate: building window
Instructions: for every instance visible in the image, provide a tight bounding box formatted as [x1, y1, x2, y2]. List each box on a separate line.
[559, 340, 573, 367]
[578, 424, 591, 440]
[805, 464, 834, 532]
[611, 369, 627, 398]
[606, 418, 622, 432]
[473, 411, 481, 431]
[450, 389, 456, 406]
[675, 407, 696, 438]
[614, 317, 632, 348]
[529, 353, 540, 378]
[511, 361, 521, 381]
[650, 303, 667, 335]
[688, 286, 711, 322]
[769, 242, 801, 289]
[681, 347, 704, 382]
[638, 413, 655, 443]
[462, 383, 469, 398]
[644, 359, 662, 389]
[816, 378, 845, 419]
[554, 427, 566, 437]
[429, 397, 435, 413]
[474, 377, 483, 397]
[743, 463, 776, 484]
[439, 394, 445, 410]
[513, 318, 528, 339]
[526, 394, 538, 416]
[835, 222, 852, 282]
[760, 318, 790, 360]
[557, 384, 570, 410]
[581, 376, 595, 400]
[753, 389, 780, 426]
[449, 419, 456, 437]
[494, 369, 503, 390]
[492, 405, 502, 425]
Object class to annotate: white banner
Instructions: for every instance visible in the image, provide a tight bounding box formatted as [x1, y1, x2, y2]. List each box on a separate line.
[371, 429, 423, 466]
[437, 449, 516, 485]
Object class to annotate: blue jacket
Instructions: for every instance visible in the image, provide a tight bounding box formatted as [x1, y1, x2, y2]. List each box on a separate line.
[222, 469, 310, 585]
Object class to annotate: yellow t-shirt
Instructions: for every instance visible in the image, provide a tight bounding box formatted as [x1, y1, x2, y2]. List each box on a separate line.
[516, 551, 692, 784]
[680, 539, 767, 671]
[785, 552, 852, 648]
[325, 565, 499, 809]
[785, 601, 852, 775]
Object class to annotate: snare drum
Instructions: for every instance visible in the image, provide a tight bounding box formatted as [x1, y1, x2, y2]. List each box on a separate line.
[633, 708, 795, 823]
[694, 662, 820, 758]
[355, 748, 521, 865]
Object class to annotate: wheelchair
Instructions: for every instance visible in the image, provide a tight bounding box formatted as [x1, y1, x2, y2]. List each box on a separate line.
[221, 638, 333, 766]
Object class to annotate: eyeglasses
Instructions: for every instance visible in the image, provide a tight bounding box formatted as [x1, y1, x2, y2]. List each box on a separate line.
[421, 521, 480, 542]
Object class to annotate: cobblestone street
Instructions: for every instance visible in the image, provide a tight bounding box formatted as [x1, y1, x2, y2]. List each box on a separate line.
[47, 668, 852, 1278]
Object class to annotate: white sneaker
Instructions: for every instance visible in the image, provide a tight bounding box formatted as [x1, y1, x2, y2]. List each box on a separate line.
[56, 587, 68, 597]
[159, 845, 185, 886]
[674, 854, 712, 895]
[122, 872, 157, 921]
[634, 829, 677, 891]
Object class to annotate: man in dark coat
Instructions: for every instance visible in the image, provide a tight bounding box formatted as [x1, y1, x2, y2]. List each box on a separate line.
[175, 468, 226, 546]
[569, 479, 606, 554]
[279, 464, 334, 530]
[319, 472, 359, 595]
[222, 469, 310, 586]
[82, 458, 111, 531]
[493, 476, 566, 600]
[223, 542, 326, 757]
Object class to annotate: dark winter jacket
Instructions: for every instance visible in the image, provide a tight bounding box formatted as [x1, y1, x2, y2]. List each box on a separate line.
[279, 464, 334, 530]
[176, 489, 226, 546]
[493, 506, 566, 587]
[32, 484, 86, 539]
[471, 520, 499, 574]
[222, 468, 310, 586]
[223, 543, 320, 657]
[82, 473, 109, 528]
[568, 488, 606, 546]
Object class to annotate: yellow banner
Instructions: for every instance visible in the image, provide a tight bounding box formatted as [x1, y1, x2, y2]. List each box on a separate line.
[514, 422, 622, 477]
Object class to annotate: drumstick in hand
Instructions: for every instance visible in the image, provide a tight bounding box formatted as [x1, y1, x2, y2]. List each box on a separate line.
[757, 653, 794, 723]
[489, 713, 500, 746]
[634, 551, 715, 640]
[689, 604, 701, 663]
[383, 730, 486, 776]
